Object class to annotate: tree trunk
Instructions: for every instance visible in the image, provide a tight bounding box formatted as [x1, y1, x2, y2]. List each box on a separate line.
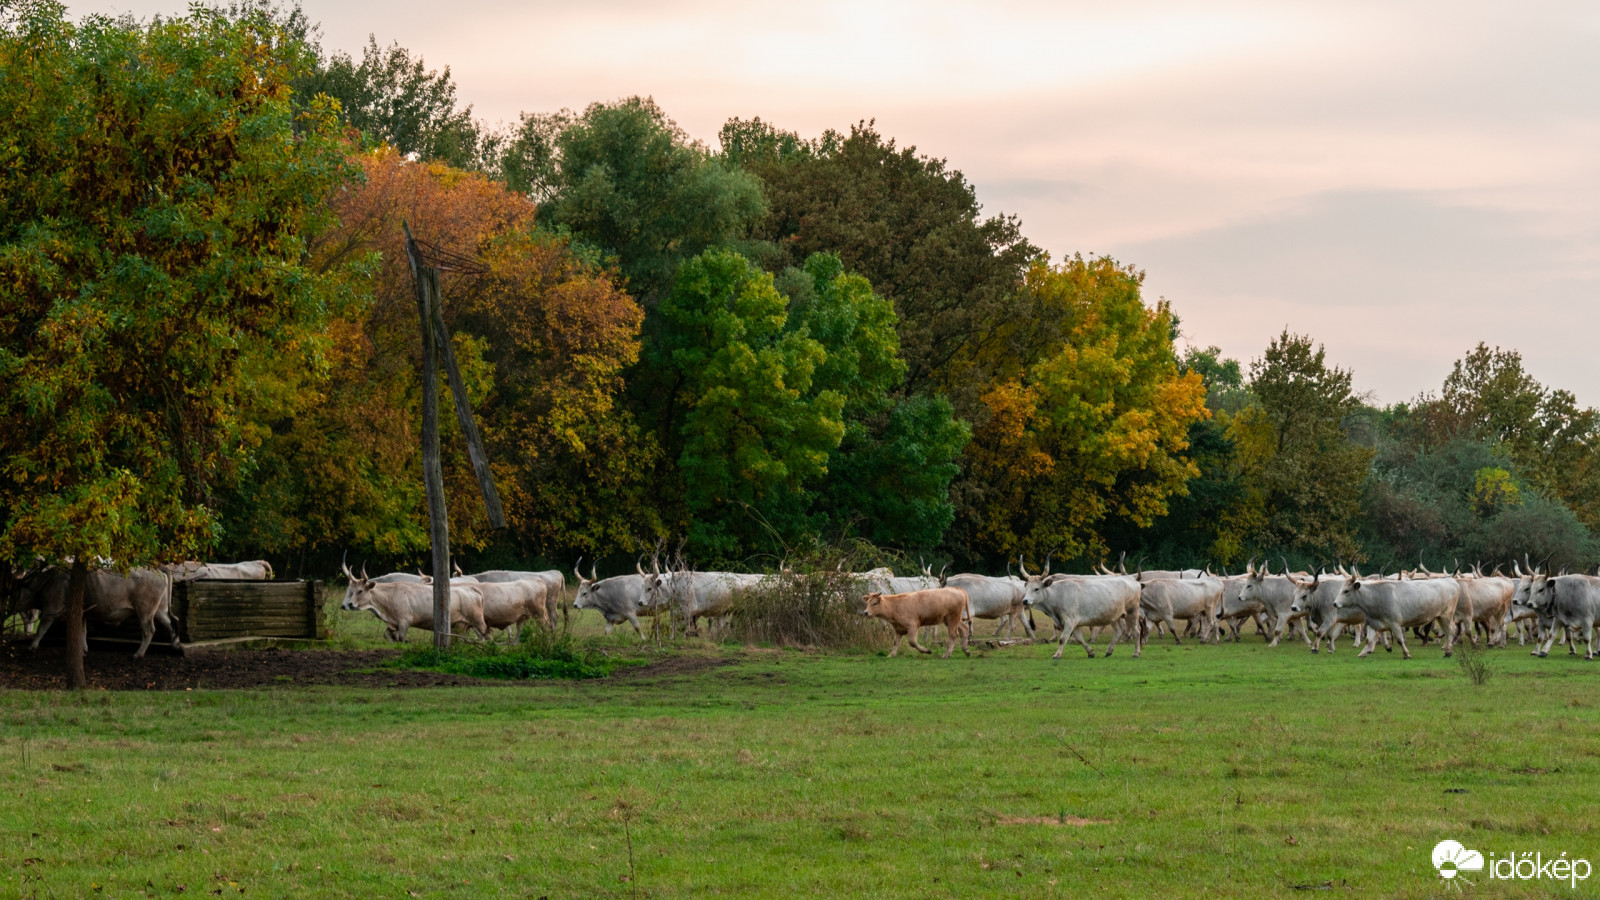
[65, 558, 87, 689]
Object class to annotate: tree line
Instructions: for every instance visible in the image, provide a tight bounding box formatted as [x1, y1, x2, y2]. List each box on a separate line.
[3, 1, 1596, 583]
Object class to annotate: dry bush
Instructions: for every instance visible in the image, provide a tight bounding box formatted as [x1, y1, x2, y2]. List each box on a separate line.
[724, 547, 894, 650]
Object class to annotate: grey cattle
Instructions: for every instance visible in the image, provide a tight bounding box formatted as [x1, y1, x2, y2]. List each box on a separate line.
[1529, 574, 1600, 659]
[1288, 573, 1378, 653]
[1333, 574, 1459, 659]
[371, 572, 425, 584]
[167, 560, 273, 581]
[1238, 563, 1310, 647]
[1452, 574, 1514, 647]
[340, 568, 488, 642]
[464, 580, 551, 641]
[1022, 574, 1142, 659]
[643, 569, 767, 636]
[1139, 576, 1222, 643]
[1218, 575, 1269, 642]
[946, 573, 1032, 638]
[571, 562, 650, 639]
[22, 566, 179, 657]
[472, 570, 565, 623]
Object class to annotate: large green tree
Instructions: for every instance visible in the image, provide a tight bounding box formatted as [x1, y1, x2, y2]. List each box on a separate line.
[0, 1, 354, 684]
[1245, 331, 1373, 559]
[659, 250, 846, 559]
[721, 118, 1039, 413]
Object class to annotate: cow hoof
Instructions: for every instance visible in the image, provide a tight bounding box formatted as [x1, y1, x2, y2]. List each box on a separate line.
[1539, 652, 1549, 658]
[1443, 651, 1452, 658]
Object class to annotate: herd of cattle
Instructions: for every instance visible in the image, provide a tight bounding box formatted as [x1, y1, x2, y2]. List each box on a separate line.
[6, 553, 1600, 665]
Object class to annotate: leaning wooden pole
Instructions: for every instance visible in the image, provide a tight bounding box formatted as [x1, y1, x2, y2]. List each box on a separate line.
[404, 223, 452, 650]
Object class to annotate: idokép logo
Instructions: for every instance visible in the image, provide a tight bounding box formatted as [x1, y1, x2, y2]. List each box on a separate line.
[1432, 839, 1592, 889]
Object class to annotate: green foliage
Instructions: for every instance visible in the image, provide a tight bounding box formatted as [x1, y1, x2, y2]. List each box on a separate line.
[545, 98, 767, 305]
[1245, 330, 1374, 560]
[723, 119, 1040, 411]
[391, 631, 625, 680]
[959, 256, 1208, 562]
[302, 35, 486, 170]
[0, 2, 354, 566]
[660, 250, 845, 558]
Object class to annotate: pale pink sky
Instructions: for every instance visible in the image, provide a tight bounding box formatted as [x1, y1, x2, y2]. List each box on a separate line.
[82, 0, 1600, 404]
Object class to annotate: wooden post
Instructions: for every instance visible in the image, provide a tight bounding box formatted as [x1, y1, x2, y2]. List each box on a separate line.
[405, 224, 452, 650]
[432, 303, 505, 529]
[65, 558, 87, 689]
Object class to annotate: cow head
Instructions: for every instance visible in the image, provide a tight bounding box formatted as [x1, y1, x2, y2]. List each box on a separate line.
[572, 558, 599, 610]
[860, 592, 884, 618]
[637, 554, 667, 610]
[339, 560, 377, 611]
[1288, 568, 1322, 614]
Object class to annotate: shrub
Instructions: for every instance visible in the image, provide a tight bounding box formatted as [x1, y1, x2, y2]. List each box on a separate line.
[1455, 634, 1493, 686]
[723, 545, 894, 650]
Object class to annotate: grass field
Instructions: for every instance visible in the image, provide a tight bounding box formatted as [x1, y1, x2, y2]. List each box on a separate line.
[3, 609, 1599, 898]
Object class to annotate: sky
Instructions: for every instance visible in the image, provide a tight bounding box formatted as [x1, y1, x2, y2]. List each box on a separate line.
[78, 0, 1600, 405]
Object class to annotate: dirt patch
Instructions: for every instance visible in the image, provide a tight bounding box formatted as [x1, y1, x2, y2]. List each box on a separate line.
[994, 815, 1112, 827]
[0, 641, 731, 691]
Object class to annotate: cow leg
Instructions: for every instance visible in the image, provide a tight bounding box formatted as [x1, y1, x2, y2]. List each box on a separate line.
[155, 608, 181, 649]
[907, 626, 932, 655]
[1266, 612, 1286, 647]
[888, 630, 906, 658]
[1440, 619, 1455, 658]
[133, 616, 157, 658]
[1392, 624, 1412, 660]
[1358, 625, 1379, 657]
[28, 613, 59, 650]
[1051, 622, 1073, 660]
[627, 614, 645, 642]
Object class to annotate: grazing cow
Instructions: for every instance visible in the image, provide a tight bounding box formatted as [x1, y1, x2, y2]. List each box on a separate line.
[1139, 576, 1223, 643]
[571, 561, 650, 640]
[339, 570, 488, 642]
[860, 587, 971, 658]
[1332, 573, 1459, 659]
[1022, 573, 1142, 660]
[1530, 575, 1600, 659]
[946, 573, 1032, 638]
[21, 566, 179, 658]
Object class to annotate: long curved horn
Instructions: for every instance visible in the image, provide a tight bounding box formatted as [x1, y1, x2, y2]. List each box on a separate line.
[361, 562, 369, 581]
[1280, 556, 1291, 577]
[1043, 551, 1053, 576]
[591, 561, 599, 582]
[1246, 556, 1256, 576]
[1117, 550, 1127, 574]
[341, 551, 352, 581]
[636, 556, 647, 577]
[937, 562, 950, 587]
[1018, 554, 1032, 578]
[1260, 558, 1271, 575]
[1513, 559, 1524, 577]
[1005, 560, 1014, 579]
[574, 557, 588, 583]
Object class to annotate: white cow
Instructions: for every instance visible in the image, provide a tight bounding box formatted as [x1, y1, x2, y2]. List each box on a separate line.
[1139, 576, 1223, 643]
[1332, 573, 1459, 659]
[340, 564, 488, 642]
[1022, 573, 1143, 659]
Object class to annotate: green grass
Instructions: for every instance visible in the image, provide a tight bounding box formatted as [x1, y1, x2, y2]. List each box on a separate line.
[3, 620, 1599, 898]
[391, 631, 635, 680]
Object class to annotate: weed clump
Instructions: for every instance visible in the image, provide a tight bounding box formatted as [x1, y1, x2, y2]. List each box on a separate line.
[1456, 634, 1493, 685]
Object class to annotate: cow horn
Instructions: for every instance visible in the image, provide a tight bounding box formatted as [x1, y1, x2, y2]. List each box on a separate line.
[1280, 556, 1291, 577]
[1116, 550, 1127, 574]
[1512, 559, 1523, 577]
[636, 556, 647, 577]
[1043, 551, 1054, 576]
[1246, 556, 1256, 576]
[574, 557, 588, 583]
[1018, 554, 1032, 578]
[591, 561, 599, 582]
[361, 562, 369, 581]
[341, 551, 352, 581]
[937, 562, 950, 587]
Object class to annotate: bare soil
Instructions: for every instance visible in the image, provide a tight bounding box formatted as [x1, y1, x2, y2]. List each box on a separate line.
[0, 640, 729, 690]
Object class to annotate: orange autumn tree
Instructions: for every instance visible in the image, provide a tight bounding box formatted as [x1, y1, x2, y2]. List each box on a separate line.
[216, 147, 651, 564]
[959, 255, 1208, 562]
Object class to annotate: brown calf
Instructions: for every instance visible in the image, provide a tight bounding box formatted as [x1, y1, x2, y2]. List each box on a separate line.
[861, 588, 971, 658]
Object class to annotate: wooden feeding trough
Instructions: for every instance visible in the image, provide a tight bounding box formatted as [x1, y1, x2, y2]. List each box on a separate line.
[170, 579, 326, 644]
